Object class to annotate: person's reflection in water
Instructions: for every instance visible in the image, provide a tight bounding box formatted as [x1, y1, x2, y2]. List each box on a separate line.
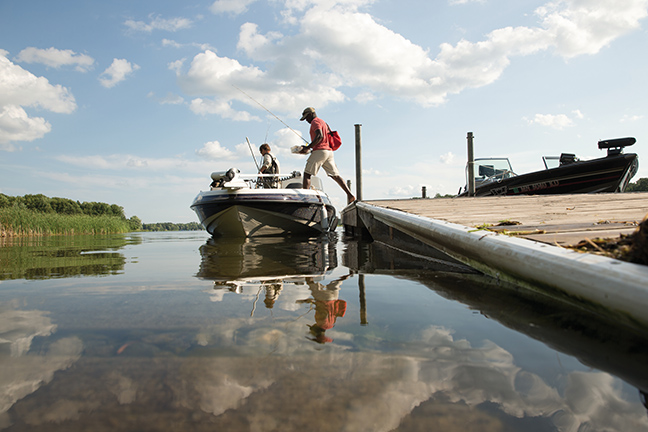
[263, 282, 283, 309]
[298, 272, 352, 344]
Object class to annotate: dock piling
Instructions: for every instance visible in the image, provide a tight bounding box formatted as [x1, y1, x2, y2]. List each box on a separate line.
[355, 124, 363, 202]
[467, 132, 475, 196]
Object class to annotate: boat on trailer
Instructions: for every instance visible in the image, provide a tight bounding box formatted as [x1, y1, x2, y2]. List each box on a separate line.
[191, 168, 337, 237]
[458, 137, 639, 197]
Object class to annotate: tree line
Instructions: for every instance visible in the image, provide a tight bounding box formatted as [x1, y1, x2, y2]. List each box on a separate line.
[142, 222, 203, 231]
[626, 178, 648, 192]
[0, 193, 143, 232]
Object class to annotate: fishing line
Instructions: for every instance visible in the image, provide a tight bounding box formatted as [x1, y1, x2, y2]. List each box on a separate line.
[232, 84, 309, 144]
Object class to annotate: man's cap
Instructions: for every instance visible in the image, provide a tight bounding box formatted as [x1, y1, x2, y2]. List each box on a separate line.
[300, 107, 316, 121]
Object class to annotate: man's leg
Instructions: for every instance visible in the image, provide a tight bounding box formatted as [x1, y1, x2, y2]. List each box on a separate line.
[331, 175, 356, 203]
[303, 172, 312, 189]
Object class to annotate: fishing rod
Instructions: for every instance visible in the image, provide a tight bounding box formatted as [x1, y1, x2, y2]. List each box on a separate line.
[245, 137, 260, 171]
[232, 84, 309, 144]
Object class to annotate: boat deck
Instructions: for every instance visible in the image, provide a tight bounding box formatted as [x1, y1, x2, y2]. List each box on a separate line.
[363, 192, 647, 246]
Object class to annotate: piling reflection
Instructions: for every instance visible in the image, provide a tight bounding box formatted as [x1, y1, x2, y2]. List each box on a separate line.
[345, 239, 648, 412]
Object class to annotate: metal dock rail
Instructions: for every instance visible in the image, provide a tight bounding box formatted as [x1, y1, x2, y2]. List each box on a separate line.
[342, 192, 648, 329]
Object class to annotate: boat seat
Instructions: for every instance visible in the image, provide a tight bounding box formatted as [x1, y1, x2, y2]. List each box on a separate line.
[286, 182, 301, 189]
[559, 153, 578, 165]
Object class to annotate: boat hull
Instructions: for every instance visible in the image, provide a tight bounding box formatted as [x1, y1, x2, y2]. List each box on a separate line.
[465, 153, 638, 197]
[191, 189, 337, 237]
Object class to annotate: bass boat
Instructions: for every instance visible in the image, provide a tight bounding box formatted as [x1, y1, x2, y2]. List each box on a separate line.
[191, 168, 337, 237]
[458, 137, 638, 197]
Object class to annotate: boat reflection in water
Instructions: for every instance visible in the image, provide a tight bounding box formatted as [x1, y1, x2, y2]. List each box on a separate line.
[197, 233, 351, 343]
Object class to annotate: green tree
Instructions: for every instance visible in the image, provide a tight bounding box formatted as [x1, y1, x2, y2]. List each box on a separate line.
[626, 178, 648, 192]
[110, 204, 125, 219]
[128, 216, 142, 231]
[23, 194, 53, 213]
[50, 197, 83, 215]
[81, 201, 111, 216]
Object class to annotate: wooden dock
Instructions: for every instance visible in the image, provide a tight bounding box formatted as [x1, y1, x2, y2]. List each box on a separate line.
[363, 192, 647, 246]
[342, 192, 648, 329]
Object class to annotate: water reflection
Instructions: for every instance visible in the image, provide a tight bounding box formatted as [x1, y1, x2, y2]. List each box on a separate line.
[300, 273, 352, 343]
[196, 233, 337, 281]
[0, 232, 646, 430]
[0, 234, 140, 280]
[349, 240, 648, 391]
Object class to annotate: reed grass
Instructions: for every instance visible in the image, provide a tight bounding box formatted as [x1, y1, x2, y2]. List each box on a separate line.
[0, 206, 133, 236]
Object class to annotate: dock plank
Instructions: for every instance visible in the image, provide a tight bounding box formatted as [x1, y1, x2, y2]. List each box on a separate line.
[365, 192, 648, 246]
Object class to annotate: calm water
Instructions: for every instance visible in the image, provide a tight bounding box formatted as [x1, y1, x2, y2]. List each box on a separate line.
[0, 230, 647, 431]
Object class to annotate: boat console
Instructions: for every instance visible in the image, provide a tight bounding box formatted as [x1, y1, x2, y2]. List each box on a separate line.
[598, 137, 636, 156]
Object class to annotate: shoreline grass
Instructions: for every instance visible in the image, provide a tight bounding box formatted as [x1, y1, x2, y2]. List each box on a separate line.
[0, 207, 134, 237]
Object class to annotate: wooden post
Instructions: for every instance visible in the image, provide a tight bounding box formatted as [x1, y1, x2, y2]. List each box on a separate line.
[355, 124, 363, 201]
[359, 274, 368, 325]
[467, 132, 475, 196]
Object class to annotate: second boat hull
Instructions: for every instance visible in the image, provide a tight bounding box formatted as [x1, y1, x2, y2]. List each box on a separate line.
[467, 153, 638, 197]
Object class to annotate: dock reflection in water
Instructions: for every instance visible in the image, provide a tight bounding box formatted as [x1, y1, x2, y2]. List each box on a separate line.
[0, 231, 646, 431]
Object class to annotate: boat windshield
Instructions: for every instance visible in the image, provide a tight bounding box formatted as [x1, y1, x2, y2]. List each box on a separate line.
[542, 156, 560, 169]
[470, 158, 515, 186]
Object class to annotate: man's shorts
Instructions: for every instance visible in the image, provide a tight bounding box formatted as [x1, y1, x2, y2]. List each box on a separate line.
[304, 150, 340, 177]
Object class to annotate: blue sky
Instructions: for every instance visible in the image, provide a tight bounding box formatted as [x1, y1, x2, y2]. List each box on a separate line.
[1, 0, 647, 223]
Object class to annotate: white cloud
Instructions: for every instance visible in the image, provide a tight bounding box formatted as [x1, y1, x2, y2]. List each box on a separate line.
[124, 14, 193, 32]
[175, 0, 648, 118]
[55, 153, 212, 172]
[98, 59, 140, 88]
[0, 50, 76, 148]
[196, 140, 237, 160]
[440, 152, 455, 164]
[0, 105, 51, 148]
[162, 39, 216, 51]
[537, 0, 648, 58]
[189, 98, 260, 121]
[210, 0, 258, 15]
[177, 49, 344, 114]
[15, 47, 95, 72]
[620, 114, 643, 122]
[526, 113, 575, 129]
[449, 0, 486, 4]
[160, 93, 185, 105]
[387, 184, 419, 197]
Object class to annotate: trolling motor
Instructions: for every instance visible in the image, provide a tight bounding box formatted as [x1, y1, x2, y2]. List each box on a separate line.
[598, 137, 636, 156]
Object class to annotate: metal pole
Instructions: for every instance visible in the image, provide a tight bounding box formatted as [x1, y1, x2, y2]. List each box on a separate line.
[355, 124, 363, 201]
[467, 132, 475, 196]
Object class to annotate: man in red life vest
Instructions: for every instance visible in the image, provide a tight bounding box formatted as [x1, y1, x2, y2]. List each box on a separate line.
[299, 107, 356, 204]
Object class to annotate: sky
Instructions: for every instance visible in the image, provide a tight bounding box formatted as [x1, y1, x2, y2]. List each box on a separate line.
[1, 0, 647, 223]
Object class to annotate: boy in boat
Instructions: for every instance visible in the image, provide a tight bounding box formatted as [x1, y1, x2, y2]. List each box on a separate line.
[299, 107, 355, 204]
[258, 143, 280, 188]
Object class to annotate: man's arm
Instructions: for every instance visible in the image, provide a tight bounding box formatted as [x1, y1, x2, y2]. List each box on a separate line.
[302, 129, 323, 152]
